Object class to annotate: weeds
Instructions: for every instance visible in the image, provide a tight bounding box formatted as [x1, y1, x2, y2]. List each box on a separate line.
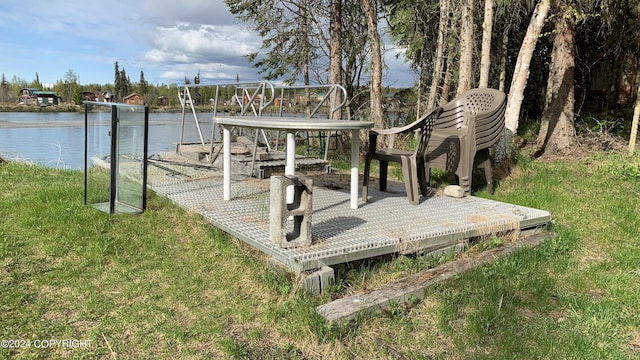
[591, 153, 640, 184]
[578, 113, 625, 136]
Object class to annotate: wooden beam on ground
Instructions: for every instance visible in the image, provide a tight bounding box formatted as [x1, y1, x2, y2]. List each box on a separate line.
[316, 232, 548, 323]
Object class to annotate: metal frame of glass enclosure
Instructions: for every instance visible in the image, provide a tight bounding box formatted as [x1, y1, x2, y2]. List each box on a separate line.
[83, 101, 149, 214]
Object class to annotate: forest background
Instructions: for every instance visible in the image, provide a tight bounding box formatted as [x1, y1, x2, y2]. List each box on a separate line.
[1, 0, 638, 159]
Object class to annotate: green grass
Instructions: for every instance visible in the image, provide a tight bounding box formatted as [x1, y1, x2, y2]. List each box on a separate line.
[1, 151, 640, 359]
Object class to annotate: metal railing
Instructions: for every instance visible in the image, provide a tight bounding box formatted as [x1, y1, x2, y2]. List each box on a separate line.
[270, 84, 348, 159]
[176, 81, 348, 163]
[272, 83, 347, 119]
[177, 81, 275, 150]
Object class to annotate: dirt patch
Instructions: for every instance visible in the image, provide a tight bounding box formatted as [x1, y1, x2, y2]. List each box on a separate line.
[222, 321, 319, 359]
[578, 127, 633, 152]
[629, 331, 640, 354]
[522, 132, 629, 163]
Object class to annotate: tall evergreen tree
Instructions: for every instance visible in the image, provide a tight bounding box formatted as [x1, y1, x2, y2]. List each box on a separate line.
[113, 62, 133, 101]
[121, 69, 128, 97]
[139, 70, 148, 96]
[0, 73, 9, 103]
[30, 72, 42, 89]
[114, 61, 122, 101]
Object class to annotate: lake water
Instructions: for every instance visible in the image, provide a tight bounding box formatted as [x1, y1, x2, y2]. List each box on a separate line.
[0, 111, 215, 170]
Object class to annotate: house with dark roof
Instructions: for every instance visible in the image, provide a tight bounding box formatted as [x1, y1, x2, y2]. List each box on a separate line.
[102, 90, 114, 102]
[82, 91, 101, 102]
[20, 88, 39, 105]
[82, 90, 115, 103]
[19, 88, 61, 106]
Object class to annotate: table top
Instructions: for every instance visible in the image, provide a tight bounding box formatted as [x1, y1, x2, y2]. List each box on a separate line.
[213, 116, 374, 131]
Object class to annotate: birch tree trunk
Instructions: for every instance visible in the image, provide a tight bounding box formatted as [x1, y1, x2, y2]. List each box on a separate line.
[536, 0, 578, 157]
[329, 0, 342, 120]
[498, 30, 509, 92]
[362, 0, 384, 129]
[457, 0, 475, 96]
[628, 75, 640, 154]
[428, 0, 450, 109]
[495, 0, 551, 162]
[479, 0, 495, 88]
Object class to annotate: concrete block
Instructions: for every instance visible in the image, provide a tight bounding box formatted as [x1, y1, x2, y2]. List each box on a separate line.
[300, 266, 335, 294]
[269, 175, 313, 248]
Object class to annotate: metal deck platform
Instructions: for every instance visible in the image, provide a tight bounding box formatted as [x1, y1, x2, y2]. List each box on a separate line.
[147, 155, 551, 273]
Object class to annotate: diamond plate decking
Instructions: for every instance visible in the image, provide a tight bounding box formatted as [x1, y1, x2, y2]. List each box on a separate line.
[147, 153, 551, 273]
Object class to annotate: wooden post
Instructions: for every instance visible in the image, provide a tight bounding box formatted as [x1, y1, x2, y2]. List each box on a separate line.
[628, 79, 640, 155]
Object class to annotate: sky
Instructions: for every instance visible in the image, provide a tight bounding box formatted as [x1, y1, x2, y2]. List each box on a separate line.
[0, 0, 416, 89]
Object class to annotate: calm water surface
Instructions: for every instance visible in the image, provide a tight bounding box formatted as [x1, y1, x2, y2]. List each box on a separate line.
[0, 112, 215, 169]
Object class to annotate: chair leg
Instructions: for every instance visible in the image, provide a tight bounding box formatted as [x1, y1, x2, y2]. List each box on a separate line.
[418, 159, 431, 197]
[458, 149, 474, 195]
[379, 161, 388, 192]
[362, 153, 372, 202]
[458, 173, 471, 195]
[481, 155, 494, 194]
[401, 156, 419, 205]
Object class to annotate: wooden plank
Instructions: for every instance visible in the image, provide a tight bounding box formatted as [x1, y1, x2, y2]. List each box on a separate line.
[236, 136, 269, 160]
[230, 144, 250, 155]
[316, 233, 548, 323]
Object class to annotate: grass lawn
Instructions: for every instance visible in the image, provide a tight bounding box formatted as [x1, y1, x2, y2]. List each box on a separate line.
[1, 150, 639, 359]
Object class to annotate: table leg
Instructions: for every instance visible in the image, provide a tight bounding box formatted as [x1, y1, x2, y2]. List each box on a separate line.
[223, 126, 231, 200]
[350, 129, 360, 209]
[285, 131, 296, 203]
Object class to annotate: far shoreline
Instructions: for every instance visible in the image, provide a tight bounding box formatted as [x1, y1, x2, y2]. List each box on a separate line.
[0, 119, 186, 129]
[0, 103, 187, 113]
[0, 103, 283, 115]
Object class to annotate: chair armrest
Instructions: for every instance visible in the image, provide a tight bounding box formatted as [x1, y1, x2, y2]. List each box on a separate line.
[371, 106, 443, 136]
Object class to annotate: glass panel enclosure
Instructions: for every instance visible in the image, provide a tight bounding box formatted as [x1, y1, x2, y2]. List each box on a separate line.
[84, 102, 149, 214]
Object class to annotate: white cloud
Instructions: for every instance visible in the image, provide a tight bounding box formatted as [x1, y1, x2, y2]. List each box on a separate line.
[145, 24, 258, 63]
[160, 61, 243, 83]
[131, 0, 262, 83]
[141, 21, 261, 83]
[144, 50, 191, 63]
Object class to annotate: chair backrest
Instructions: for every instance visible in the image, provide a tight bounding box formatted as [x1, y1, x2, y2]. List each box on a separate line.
[386, 106, 442, 153]
[434, 88, 506, 149]
[415, 109, 438, 158]
[474, 91, 506, 150]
